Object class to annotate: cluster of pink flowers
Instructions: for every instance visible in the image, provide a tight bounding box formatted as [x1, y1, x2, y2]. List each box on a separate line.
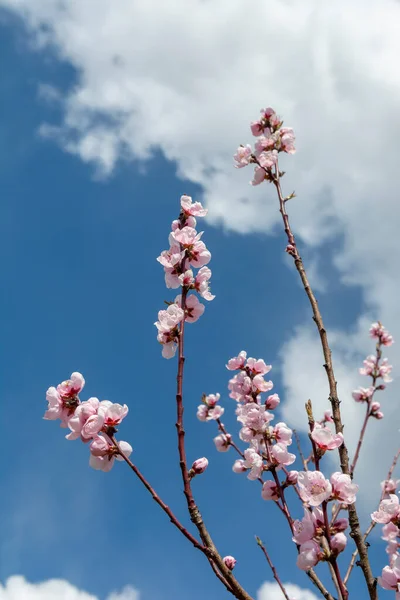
[155, 195, 214, 358]
[352, 322, 394, 420]
[372, 479, 400, 595]
[233, 107, 296, 185]
[293, 506, 349, 570]
[226, 352, 298, 492]
[44, 372, 131, 472]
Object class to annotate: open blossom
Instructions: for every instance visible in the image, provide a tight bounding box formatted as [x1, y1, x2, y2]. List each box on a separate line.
[197, 394, 224, 421]
[311, 423, 343, 451]
[292, 509, 315, 544]
[89, 436, 132, 472]
[270, 442, 296, 467]
[382, 479, 400, 495]
[44, 372, 85, 426]
[270, 422, 292, 445]
[57, 372, 85, 398]
[234, 145, 252, 168]
[352, 386, 374, 402]
[233, 447, 263, 480]
[372, 494, 400, 524]
[155, 304, 184, 359]
[251, 166, 267, 186]
[194, 266, 215, 301]
[297, 540, 321, 571]
[226, 351, 247, 371]
[261, 480, 279, 501]
[175, 294, 205, 323]
[214, 433, 231, 452]
[180, 194, 207, 217]
[252, 374, 273, 393]
[297, 471, 332, 507]
[257, 150, 278, 169]
[330, 472, 358, 504]
[246, 358, 271, 375]
[360, 355, 393, 382]
[379, 555, 400, 593]
[67, 399, 129, 441]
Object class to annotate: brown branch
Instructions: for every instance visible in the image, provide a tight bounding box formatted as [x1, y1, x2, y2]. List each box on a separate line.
[174, 284, 254, 600]
[256, 536, 291, 600]
[270, 162, 377, 599]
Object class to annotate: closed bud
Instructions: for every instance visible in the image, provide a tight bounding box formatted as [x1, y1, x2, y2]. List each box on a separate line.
[223, 556, 237, 570]
[286, 470, 298, 485]
[190, 457, 209, 476]
[331, 532, 347, 554]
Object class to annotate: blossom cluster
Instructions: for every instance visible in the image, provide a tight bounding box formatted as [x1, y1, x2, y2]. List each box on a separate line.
[233, 107, 296, 185]
[44, 372, 131, 472]
[155, 195, 214, 358]
[352, 322, 394, 420]
[372, 478, 400, 595]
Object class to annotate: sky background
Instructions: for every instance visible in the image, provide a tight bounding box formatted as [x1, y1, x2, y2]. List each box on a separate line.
[0, 1, 399, 599]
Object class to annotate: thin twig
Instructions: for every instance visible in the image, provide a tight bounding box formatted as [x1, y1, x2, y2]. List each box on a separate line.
[256, 536, 291, 600]
[293, 429, 308, 471]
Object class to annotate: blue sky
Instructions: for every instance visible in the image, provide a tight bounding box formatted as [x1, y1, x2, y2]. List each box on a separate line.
[1, 3, 399, 600]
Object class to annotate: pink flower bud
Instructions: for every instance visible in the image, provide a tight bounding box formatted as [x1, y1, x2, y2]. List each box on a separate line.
[371, 401, 381, 412]
[223, 556, 237, 570]
[331, 532, 347, 553]
[265, 393, 280, 409]
[191, 457, 208, 474]
[287, 470, 299, 485]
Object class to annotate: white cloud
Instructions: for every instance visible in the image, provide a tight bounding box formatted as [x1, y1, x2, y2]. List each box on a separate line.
[1, 0, 400, 506]
[258, 581, 318, 600]
[0, 576, 139, 600]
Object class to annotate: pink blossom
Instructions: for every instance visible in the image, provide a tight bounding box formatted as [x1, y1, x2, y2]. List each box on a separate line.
[226, 351, 247, 371]
[382, 522, 400, 541]
[180, 194, 207, 217]
[250, 166, 266, 186]
[237, 403, 273, 439]
[271, 422, 292, 445]
[188, 239, 211, 268]
[331, 532, 347, 553]
[172, 226, 201, 247]
[292, 509, 315, 544]
[265, 394, 280, 409]
[252, 374, 273, 393]
[261, 107, 281, 128]
[44, 387, 72, 426]
[57, 372, 85, 399]
[370, 401, 383, 418]
[157, 243, 182, 269]
[370, 322, 394, 346]
[191, 457, 209, 475]
[330, 472, 358, 504]
[66, 397, 100, 440]
[331, 517, 349, 534]
[246, 358, 272, 375]
[372, 494, 400, 524]
[379, 557, 400, 591]
[250, 120, 264, 136]
[234, 145, 253, 168]
[155, 304, 184, 358]
[195, 266, 215, 300]
[297, 471, 332, 507]
[270, 442, 296, 467]
[179, 269, 194, 287]
[89, 437, 132, 472]
[280, 127, 296, 154]
[232, 459, 248, 474]
[196, 394, 224, 422]
[214, 433, 231, 452]
[352, 387, 374, 402]
[258, 150, 278, 169]
[311, 423, 343, 451]
[223, 556, 237, 570]
[229, 371, 252, 400]
[297, 540, 321, 571]
[254, 133, 278, 153]
[175, 294, 205, 323]
[286, 470, 299, 485]
[261, 480, 279, 501]
[382, 479, 400, 495]
[323, 410, 334, 423]
[243, 447, 263, 480]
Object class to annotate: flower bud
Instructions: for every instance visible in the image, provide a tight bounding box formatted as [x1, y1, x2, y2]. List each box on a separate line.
[265, 393, 280, 409]
[331, 532, 347, 553]
[370, 401, 381, 413]
[232, 459, 247, 474]
[223, 556, 237, 570]
[191, 457, 209, 475]
[286, 470, 298, 485]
